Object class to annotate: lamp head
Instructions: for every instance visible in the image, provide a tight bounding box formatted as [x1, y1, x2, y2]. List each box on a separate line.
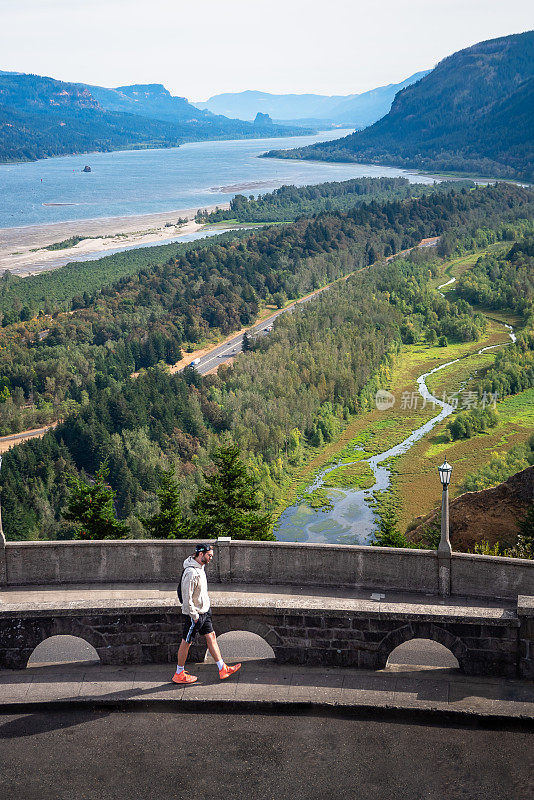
[438, 460, 452, 487]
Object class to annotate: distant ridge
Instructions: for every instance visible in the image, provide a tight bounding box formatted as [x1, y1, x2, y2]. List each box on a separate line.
[0, 73, 312, 164]
[194, 71, 429, 126]
[265, 32, 534, 181]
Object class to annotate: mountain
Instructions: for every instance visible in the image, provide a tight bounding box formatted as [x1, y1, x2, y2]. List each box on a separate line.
[0, 73, 312, 164]
[195, 90, 348, 121]
[81, 82, 213, 122]
[0, 73, 101, 112]
[81, 81, 310, 139]
[265, 32, 534, 182]
[0, 73, 188, 163]
[194, 72, 428, 126]
[324, 71, 429, 126]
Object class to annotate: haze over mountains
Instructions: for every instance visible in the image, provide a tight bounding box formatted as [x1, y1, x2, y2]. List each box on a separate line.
[0, 73, 309, 163]
[195, 72, 429, 127]
[266, 31, 534, 181]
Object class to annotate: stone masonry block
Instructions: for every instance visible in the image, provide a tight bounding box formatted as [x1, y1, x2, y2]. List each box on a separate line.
[264, 629, 282, 647]
[331, 628, 354, 640]
[447, 623, 483, 638]
[305, 628, 333, 640]
[98, 645, 143, 665]
[314, 639, 336, 649]
[358, 651, 378, 669]
[325, 616, 352, 629]
[362, 631, 389, 643]
[330, 639, 352, 650]
[283, 615, 305, 627]
[480, 625, 517, 640]
[368, 619, 401, 633]
[304, 616, 324, 628]
[140, 645, 169, 663]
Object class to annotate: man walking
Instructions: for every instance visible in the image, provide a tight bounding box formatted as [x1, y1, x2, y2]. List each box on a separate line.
[172, 543, 241, 685]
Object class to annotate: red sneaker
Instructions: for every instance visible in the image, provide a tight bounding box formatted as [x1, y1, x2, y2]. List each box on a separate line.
[172, 671, 198, 685]
[219, 663, 241, 680]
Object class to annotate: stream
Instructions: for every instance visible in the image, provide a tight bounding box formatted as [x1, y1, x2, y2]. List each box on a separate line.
[275, 314, 516, 545]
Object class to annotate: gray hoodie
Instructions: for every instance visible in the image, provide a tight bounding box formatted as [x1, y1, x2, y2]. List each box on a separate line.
[181, 555, 210, 622]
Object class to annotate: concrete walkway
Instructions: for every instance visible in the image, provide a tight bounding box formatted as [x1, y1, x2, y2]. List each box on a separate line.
[2, 660, 534, 720]
[0, 581, 516, 614]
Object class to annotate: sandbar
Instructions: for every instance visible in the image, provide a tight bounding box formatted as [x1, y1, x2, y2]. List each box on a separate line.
[0, 202, 230, 278]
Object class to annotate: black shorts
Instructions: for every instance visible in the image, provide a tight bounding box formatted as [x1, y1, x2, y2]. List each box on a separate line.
[182, 609, 214, 643]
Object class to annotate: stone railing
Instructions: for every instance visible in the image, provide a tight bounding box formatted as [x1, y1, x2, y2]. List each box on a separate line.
[1, 536, 534, 600]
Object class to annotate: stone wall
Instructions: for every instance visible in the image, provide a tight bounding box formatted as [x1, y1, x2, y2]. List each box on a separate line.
[0, 598, 525, 678]
[2, 539, 534, 601]
[518, 596, 534, 680]
[451, 552, 534, 599]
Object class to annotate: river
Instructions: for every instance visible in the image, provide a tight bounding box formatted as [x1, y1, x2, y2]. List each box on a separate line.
[0, 130, 435, 229]
[275, 317, 517, 545]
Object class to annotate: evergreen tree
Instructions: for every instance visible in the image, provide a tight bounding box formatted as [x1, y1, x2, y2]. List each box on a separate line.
[242, 330, 252, 352]
[141, 467, 189, 539]
[513, 503, 534, 558]
[191, 444, 274, 540]
[372, 497, 411, 548]
[63, 462, 128, 540]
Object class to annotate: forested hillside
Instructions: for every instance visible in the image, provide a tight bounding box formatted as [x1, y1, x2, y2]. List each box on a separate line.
[0, 231, 250, 322]
[456, 235, 534, 314]
[0, 73, 310, 163]
[0, 103, 185, 163]
[1, 182, 533, 540]
[81, 81, 308, 136]
[265, 32, 534, 181]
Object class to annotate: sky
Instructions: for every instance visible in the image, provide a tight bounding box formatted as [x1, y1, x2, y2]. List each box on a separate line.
[0, 0, 532, 100]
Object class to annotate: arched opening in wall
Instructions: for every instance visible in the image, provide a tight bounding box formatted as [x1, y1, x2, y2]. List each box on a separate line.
[204, 631, 275, 665]
[27, 636, 100, 668]
[386, 639, 459, 671]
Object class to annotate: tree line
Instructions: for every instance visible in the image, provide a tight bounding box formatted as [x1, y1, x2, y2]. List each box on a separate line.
[195, 177, 474, 224]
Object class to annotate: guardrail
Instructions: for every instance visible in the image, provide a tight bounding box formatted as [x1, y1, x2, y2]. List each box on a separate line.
[1, 536, 533, 600]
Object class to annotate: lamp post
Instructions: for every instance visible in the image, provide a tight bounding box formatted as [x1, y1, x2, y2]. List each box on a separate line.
[437, 460, 452, 596]
[0, 455, 3, 539]
[0, 455, 5, 587]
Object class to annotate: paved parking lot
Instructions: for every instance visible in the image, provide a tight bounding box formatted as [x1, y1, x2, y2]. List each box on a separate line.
[1, 708, 532, 800]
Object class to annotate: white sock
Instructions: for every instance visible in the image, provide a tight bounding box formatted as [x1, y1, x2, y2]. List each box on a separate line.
[176, 665, 184, 674]
[216, 659, 225, 671]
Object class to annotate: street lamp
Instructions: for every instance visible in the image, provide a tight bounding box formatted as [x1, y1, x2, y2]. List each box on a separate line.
[437, 460, 452, 596]
[0, 455, 3, 540]
[0, 455, 5, 588]
[438, 460, 452, 489]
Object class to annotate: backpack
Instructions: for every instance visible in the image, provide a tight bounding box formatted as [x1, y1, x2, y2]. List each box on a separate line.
[177, 566, 193, 604]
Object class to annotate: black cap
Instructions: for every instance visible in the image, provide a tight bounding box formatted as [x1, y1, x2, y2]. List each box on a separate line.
[195, 544, 213, 554]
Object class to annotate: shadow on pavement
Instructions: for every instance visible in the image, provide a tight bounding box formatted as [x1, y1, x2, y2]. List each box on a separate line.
[0, 709, 111, 738]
